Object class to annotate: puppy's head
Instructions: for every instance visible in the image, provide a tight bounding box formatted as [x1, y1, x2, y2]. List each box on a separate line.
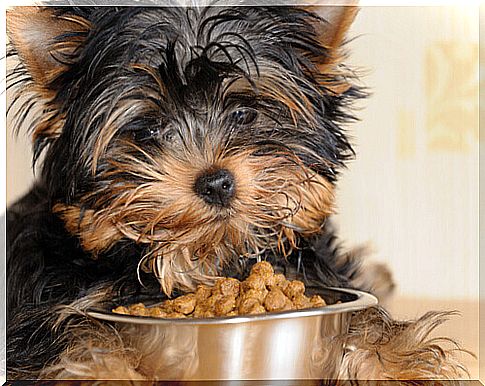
[7, 5, 362, 294]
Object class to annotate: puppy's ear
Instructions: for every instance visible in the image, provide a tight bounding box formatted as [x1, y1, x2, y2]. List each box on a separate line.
[304, 3, 359, 93]
[310, 3, 359, 51]
[7, 6, 90, 89]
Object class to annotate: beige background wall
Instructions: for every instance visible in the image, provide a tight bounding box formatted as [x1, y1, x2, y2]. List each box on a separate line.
[336, 6, 479, 301]
[6, 6, 479, 302]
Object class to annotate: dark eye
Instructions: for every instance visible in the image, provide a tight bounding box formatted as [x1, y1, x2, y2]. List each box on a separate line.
[132, 127, 160, 142]
[230, 108, 258, 126]
[162, 128, 178, 144]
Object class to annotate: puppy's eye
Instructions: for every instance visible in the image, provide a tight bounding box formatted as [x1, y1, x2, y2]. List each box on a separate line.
[132, 127, 160, 142]
[162, 129, 178, 144]
[230, 108, 258, 126]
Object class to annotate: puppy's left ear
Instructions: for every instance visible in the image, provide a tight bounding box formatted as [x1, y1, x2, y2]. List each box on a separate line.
[305, 2, 359, 93]
[7, 6, 90, 90]
[308, 2, 359, 52]
[7, 7, 91, 156]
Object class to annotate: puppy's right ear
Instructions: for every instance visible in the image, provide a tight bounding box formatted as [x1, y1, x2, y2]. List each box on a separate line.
[7, 6, 90, 89]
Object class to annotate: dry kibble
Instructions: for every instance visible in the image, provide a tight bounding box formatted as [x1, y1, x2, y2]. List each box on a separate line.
[274, 273, 286, 285]
[149, 308, 168, 318]
[193, 304, 214, 318]
[264, 288, 290, 312]
[166, 312, 187, 318]
[195, 284, 212, 301]
[240, 288, 267, 303]
[242, 274, 266, 292]
[112, 261, 328, 318]
[215, 295, 237, 316]
[276, 277, 290, 292]
[112, 306, 129, 315]
[129, 303, 150, 316]
[310, 295, 326, 308]
[215, 278, 240, 297]
[246, 303, 266, 315]
[172, 294, 196, 315]
[204, 294, 223, 310]
[284, 280, 305, 299]
[293, 293, 312, 310]
[283, 299, 295, 311]
[238, 297, 261, 314]
[160, 299, 175, 313]
[250, 260, 274, 277]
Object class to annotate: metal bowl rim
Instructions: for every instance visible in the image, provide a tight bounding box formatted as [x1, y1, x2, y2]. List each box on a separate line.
[87, 287, 377, 326]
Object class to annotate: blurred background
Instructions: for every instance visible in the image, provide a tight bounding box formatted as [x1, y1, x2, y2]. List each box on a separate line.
[5, 5, 480, 379]
[337, 6, 479, 378]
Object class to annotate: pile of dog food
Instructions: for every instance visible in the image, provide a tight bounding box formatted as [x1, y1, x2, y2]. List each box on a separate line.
[112, 261, 326, 318]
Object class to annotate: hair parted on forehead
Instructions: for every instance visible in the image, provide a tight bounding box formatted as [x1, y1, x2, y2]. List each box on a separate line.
[7, 4, 364, 294]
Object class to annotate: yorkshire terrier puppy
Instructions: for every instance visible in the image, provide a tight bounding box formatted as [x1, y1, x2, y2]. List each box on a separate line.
[6, 4, 466, 381]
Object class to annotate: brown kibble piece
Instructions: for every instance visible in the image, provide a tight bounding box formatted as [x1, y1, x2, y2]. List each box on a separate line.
[215, 295, 237, 316]
[128, 303, 150, 316]
[112, 306, 129, 315]
[205, 294, 222, 308]
[283, 299, 295, 311]
[149, 307, 168, 318]
[215, 278, 240, 297]
[195, 284, 212, 301]
[264, 288, 291, 312]
[238, 297, 261, 314]
[173, 294, 196, 315]
[293, 293, 312, 310]
[250, 261, 274, 277]
[274, 273, 286, 285]
[239, 288, 268, 303]
[310, 295, 326, 308]
[159, 299, 175, 313]
[284, 280, 305, 299]
[193, 304, 213, 318]
[247, 303, 266, 314]
[276, 276, 290, 292]
[242, 274, 266, 292]
[166, 312, 186, 318]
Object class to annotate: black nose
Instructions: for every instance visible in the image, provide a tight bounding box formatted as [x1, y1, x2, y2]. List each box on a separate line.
[194, 168, 235, 207]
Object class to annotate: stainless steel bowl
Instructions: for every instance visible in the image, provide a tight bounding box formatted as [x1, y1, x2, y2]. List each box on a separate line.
[88, 287, 377, 381]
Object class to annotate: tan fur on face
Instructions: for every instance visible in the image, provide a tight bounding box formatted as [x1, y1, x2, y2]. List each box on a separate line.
[53, 204, 122, 256]
[56, 140, 334, 295]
